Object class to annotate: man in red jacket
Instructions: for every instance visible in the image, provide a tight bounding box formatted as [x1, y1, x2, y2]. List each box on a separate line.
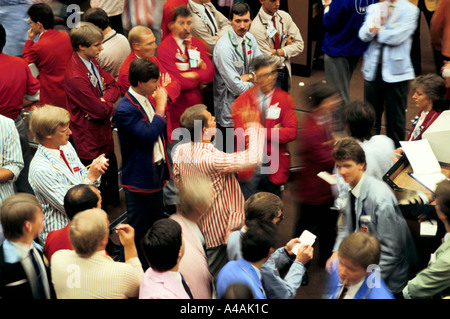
[22, 3, 72, 109]
[231, 57, 297, 200]
[64, 22, 120, 212]
[156, 6, 214, 212]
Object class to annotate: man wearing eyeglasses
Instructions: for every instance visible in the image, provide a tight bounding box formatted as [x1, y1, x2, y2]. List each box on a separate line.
[231, 57, 297, 200]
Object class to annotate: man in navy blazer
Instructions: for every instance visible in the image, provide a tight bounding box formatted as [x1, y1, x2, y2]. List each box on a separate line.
[115, 58, 170, 270]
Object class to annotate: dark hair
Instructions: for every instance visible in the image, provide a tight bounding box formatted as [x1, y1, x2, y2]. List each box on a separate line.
[179, 104, 209, 142]
[241, 219, 277, 263]
[230, 2, 252, 20]
[128, 58, 160, 87]
[332, 137, 366, 166]
[253, 56, 272, 72]
[344, 100, 376, 142]
[172, 5, 191, 22]
[435, 179, 450, 221]
[221, 283, 255, 299]
[64, 184, 100, 220]
[0, 24, 5, 53]
[244, 192, 283, 225]
[27, 3, 54, 30]
[82, 7, 110, 31]
[141, 219, 183, 272]
[306, 81, 339, 109]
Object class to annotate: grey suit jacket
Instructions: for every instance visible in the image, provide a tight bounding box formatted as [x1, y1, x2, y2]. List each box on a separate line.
[187, 1, 231, 53]
[333, 174, 418, 294]
[249, 7, 304, 89]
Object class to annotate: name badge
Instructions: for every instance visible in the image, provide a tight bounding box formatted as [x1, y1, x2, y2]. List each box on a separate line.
[267, 25, 278, 38]
[188, 49, 201, 68]
[266, 103, 281, 120]
[89, 74, 98, 87]
[233, 60, 244, 67]
[176, 52, 187, 62]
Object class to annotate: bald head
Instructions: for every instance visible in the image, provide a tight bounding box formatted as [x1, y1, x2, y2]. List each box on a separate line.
[69, 208, 109, 258]
[128, 26, 157, 56]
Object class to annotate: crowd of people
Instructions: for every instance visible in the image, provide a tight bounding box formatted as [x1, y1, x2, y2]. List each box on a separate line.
[0, 0, 449, 300]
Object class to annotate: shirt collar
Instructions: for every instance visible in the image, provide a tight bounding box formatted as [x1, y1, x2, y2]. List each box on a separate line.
[189, 0, 205, 13]
[128, 86, 149, 107]
[340, 277, 366, 299]
[349, 173, 365, 199]
[78, 53, 93, 71]
[260, 9, 275, 23]
[3, 239, 42, 264]
[250, 264, 262, 280]
[45, 146, 61, 159]
[444, 233, 450, 243]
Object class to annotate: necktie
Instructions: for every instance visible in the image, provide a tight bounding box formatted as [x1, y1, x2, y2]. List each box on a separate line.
[203, 5, 218, 35]
[261, 94, 269, 125]
[338, 285, 348, 299]
[181, 273, 194, 299]
[60, 149, 73, 174]
[349, 191, 357, 231]
[272, 15, 280, 49]
[90, 61, 103, 95]
[29, 249, 47, 299]
[242, 40, 248, 74]
[144, 99, 165, 163]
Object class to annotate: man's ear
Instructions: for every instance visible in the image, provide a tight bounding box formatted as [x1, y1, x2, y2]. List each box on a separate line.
[131, 41, 139, 52]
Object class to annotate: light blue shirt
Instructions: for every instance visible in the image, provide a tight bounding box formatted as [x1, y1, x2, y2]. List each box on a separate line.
[213, 28, 263, 127]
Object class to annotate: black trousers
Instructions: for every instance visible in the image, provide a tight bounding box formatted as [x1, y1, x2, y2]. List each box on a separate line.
[295, 199, 338, 267]
[364, 65, 409, 148]
[80, 152, 120, 210]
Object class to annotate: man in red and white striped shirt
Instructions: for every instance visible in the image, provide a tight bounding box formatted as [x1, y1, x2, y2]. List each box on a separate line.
[173, 104, 265, 277]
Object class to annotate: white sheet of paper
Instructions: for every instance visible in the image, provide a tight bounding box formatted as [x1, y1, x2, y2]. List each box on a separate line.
[317, 171, 337, 185]
[292, 230, 316, 255]
[400, 139, 441, 175]
[400, 139, 447, 192]
[420, 220, 438, 237]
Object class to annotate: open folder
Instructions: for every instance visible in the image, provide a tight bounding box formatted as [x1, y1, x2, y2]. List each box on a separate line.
[400, 139, 448, 193]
